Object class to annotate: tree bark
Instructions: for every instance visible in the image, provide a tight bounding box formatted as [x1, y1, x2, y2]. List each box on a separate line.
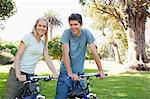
[126, 2, 148, 66]
[111, 42, 122, 63]
[49, 28, 53, 41]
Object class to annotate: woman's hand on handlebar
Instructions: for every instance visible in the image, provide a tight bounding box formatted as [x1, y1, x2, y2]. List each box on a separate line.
[98, 71, 105, 79]
[52, 72, 59, 79]
[16, 74, 26, 81]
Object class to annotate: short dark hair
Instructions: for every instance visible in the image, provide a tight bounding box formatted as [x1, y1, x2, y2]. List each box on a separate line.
[68, 13, 82, 25]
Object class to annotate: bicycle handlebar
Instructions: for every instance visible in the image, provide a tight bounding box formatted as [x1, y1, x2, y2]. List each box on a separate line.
[79, 73, 107, 78]
[67, 73, 107, 80]
[30, 75, 52, 81]
[24, 75, 53, 84]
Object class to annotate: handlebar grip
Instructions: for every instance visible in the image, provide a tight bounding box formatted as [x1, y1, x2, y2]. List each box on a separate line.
[95, 74, 108, 77]
[44, 76, 52, 81]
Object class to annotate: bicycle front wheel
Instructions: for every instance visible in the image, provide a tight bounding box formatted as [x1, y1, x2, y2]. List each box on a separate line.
[87, 95, 98, 99]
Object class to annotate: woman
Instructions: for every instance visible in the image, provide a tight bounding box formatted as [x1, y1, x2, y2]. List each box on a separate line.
[5, 18, 58, 99]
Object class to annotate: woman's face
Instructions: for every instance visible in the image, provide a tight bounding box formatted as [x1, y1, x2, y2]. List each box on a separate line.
[36, 20, 48, 36]
[69, 20, 82, 36]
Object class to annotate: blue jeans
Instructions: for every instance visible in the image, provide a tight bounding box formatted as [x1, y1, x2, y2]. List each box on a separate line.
[55, 72, 84, 99]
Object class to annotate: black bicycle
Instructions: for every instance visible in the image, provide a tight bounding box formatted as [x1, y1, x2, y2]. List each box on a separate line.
[68, 73, 107, 99]
[15, 75, 53, 99]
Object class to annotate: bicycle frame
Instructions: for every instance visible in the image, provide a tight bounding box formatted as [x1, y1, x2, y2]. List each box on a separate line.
[16, 75, 52, 99]
[84, 76, 96, 98]
[81, 73, 99, 99]
[69, 73, 107, 99]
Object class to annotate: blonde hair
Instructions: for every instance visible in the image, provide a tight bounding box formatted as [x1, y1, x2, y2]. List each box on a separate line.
[32, 18, 49, 48]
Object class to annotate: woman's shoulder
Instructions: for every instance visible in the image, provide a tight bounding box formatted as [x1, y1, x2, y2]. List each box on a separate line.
[21, 32, 33, 44]
[23, 32, 33, 39]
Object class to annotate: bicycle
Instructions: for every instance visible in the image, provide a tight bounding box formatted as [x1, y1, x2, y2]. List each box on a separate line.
[15, 75, 53, 99]
[68, 73, 107, 99]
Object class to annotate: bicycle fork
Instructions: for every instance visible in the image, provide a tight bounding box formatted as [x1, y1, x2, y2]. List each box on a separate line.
[86, 81, 97, 99]
[35, 82, 45, 99]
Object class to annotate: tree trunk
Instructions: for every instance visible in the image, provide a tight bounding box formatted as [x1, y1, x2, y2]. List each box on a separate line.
[126, 3, 148, 66]
[49, 27, 53, 41]
[111, 42, 122, 63]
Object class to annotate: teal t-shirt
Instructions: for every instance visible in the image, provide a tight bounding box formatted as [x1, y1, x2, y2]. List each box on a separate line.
[19, 33, 44, 74]
[60, 28, 95, 74]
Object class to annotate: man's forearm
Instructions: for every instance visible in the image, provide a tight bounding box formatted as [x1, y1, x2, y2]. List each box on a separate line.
[94, 58, 103, 71]
[92, 50, 103, 71]
[64, 55, 73, 75]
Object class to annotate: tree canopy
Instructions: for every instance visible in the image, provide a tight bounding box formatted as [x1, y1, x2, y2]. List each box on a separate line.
[0, 0, 16, 29]
[80, 0, 150, 70]
[43, 11, 63, 40]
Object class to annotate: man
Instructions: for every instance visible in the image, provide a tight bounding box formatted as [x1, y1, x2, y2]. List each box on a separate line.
[55, 13, 105, 99]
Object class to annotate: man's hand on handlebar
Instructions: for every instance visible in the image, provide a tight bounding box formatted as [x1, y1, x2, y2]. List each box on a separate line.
[68, 73, 79, 81]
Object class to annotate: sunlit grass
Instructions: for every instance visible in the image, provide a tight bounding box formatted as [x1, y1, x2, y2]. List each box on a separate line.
[0, 69, 150, 99]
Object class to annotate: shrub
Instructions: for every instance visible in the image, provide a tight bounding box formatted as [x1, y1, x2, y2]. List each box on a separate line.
[0, 51, 14, 65]
[0, 42, 18, 56]
[48, 37, 62, 60]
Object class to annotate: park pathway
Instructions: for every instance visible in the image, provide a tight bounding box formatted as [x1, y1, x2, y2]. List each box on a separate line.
[0, 60, 127, 75]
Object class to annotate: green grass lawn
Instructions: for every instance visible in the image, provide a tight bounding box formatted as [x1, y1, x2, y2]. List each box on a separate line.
[0, 69, 150, 99]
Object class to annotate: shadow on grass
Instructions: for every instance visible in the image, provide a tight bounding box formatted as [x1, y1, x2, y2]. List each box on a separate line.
[90, 71, 150, 99]
[0, 70, 150, 99]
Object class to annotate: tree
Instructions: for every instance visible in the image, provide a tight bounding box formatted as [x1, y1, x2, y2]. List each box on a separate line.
[43, 11, 63, 40]
[0, 0, 16, 29]
[89, 14, 126, 63]
[80, 0, 150, 68]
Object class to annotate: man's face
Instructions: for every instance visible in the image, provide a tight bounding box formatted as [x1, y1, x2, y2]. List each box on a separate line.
[69, 20, 82, 36]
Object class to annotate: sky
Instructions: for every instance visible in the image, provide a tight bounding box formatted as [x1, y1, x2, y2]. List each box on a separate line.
[0, 0, 97, 42]
[0, 0, 149, 43]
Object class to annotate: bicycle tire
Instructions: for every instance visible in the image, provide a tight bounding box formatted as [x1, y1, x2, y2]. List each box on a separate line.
[87, 95, 98, 99]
